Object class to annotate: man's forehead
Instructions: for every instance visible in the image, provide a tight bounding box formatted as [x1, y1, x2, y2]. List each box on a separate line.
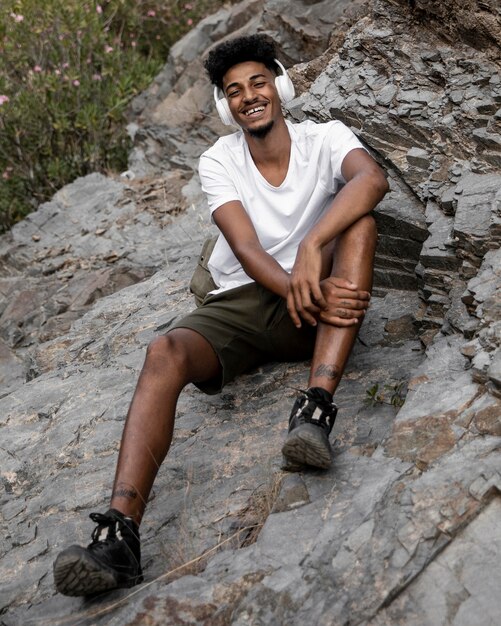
[222, 61, 272, 87]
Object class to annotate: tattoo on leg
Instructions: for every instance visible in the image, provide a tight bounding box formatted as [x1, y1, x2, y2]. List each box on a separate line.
[112, 482, 138, 501]
[314, 363, 340, 380]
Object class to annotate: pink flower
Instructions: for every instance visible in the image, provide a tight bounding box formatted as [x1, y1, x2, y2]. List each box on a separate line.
[72, 79, 80, 87]
[96, 4, 103, 13]
[2, 167, 13, 180]
[187, 18, 193, 26]
[54, 69, 61, 75]
[184, 3, 193, 9]
[10, 13, 24, 22]
[33, 65, 42, 72]
[92, 73, 102, 81]
[0, 95, 10, 105]
[131, 40, 136, 47]
[62, 62, 69, 68]
[104, 45, 113, 53]
[147, 10, 156, 17]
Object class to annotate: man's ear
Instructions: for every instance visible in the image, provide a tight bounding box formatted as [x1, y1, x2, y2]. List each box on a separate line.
[213, 86, 238, 126]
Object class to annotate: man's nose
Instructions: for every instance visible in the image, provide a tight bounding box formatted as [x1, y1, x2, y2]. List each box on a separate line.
[242, 86, 257, 102]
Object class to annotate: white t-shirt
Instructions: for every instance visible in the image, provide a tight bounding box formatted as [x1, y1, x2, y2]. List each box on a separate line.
[198, 119, 365, 294]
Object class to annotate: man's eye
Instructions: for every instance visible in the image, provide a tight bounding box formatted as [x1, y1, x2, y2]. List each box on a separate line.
[228, 90, 239, 97]
[254, 82, 265, 88]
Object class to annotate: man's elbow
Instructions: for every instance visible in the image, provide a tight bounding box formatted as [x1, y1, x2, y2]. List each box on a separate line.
[232, 240, 260, 269]
[372, 166, 389, 200]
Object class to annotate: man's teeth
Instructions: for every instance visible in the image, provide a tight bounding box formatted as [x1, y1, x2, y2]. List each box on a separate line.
[245, 106, 265, 116]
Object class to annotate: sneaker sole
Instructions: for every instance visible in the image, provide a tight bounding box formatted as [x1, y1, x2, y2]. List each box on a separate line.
[281, 425, 332, 469]
[53, 546, 142, 596]
[281, 454, 306, 472]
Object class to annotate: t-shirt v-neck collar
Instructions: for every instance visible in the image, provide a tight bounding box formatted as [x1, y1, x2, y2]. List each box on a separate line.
[243, 129, 295, 191]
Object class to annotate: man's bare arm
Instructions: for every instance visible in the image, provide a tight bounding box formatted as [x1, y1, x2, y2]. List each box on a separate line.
[287, 148, 388, 327]
[212, 200, 313, 309]
[213, 202, 367, 327]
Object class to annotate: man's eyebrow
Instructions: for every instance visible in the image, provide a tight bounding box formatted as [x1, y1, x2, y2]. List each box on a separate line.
[225, 73, 268, 93]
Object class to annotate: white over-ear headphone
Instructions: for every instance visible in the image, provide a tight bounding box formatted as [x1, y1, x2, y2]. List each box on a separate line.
[213, 59, 295, 127]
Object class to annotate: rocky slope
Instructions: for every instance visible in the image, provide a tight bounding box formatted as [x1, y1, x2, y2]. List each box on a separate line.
[0, 0, 500, 624]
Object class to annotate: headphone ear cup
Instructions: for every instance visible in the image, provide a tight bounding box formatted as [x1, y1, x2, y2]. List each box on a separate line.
[214, 86, 237, 126]
[274, 59, 295, 104]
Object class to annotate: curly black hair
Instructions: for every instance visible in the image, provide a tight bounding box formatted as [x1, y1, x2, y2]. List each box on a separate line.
[204, 34, 279, 89]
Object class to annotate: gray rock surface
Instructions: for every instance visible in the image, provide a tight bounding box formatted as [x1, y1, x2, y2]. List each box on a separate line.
[1, 0, 500, 624]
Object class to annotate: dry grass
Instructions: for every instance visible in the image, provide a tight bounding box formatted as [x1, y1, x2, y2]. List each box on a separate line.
[232, 473, 283, 548]
[162, 471, 283, 584]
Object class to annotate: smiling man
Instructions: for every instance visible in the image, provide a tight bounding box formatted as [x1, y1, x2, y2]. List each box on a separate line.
[53, 34, 388, 596]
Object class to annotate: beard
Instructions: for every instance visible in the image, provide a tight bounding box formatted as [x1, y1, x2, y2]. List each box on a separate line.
[247, 120, 274, 139]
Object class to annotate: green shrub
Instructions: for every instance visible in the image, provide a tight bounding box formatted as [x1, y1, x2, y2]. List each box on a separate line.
[0, 0, 225, 231]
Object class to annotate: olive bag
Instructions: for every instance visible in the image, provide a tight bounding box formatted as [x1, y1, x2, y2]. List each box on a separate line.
[189, 236, 218, 307]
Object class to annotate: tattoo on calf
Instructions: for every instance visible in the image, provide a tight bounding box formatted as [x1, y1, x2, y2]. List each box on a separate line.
[314, 363, 340, 380]
[112, 483, 138, 500]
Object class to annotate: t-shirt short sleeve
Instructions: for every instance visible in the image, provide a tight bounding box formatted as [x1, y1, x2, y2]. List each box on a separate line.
[325, 121, 367, 190]
[199, 153, 241, 215]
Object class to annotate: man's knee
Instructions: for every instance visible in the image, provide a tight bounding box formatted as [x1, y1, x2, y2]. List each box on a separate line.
[348, 213, 377, 245]
[145, 333, 189, 370]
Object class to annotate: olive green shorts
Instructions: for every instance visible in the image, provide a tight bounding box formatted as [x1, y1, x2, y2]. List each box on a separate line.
[170, 282, 316, 395]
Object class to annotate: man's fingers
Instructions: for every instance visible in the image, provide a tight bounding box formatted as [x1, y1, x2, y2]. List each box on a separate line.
[311, 282, 327, 310]
[288, 280, 323, 327]
[319, 313, 361, 327]
[294, 285, 319, 326]
[335, 289, 370, 302]
[333, 307, 366, 319]
[321, 279, 370, 303]
[287, 291, 302, 328]
[337, 297, 369, 310]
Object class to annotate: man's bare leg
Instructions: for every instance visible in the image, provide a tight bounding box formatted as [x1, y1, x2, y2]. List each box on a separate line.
[308, 213, 377, 394]
[110, 328, 221, 525]
[282, 214, 377, 468]
[54, 327, 221, 596]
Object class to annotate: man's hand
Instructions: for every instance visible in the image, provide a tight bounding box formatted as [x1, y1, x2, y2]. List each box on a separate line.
[316, 277, 370, 326]
[286, 239, 326, 327]
[287, 270, 370, 328]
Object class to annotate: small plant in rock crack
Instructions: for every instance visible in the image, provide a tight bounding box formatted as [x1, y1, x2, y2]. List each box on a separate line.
[365, 381, 406, 409]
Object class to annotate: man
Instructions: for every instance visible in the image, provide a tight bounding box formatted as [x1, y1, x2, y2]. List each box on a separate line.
[53, 34, 388, 596]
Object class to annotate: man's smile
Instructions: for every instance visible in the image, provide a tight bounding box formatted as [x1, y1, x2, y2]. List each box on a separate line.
[241, 103, 267, 119]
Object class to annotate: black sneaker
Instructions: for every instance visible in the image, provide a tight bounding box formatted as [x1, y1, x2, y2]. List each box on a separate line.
[53, 509, 143, 596]
[281, 387, 338, 470]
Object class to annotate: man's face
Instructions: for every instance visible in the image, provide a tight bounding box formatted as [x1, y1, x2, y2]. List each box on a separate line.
[222, 61, 281, 137]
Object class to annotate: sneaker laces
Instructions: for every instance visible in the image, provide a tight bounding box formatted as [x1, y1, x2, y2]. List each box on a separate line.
[292, 387, 338, 433]
[89, 512, 120, 546]
[85, 510, 141, 573]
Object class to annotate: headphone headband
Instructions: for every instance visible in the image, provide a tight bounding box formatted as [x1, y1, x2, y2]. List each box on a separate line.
[213, 58, 295, 127]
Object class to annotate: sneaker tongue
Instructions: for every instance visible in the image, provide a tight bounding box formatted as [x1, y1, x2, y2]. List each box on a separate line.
[310, 406, 325, 424]
[97, 526, 112, 542]
[307, 387, 333, 405]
